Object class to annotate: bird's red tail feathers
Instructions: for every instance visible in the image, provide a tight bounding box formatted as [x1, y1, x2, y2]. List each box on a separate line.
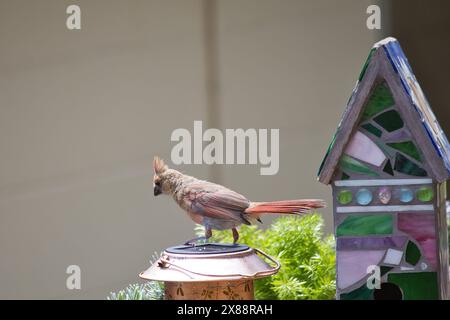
[245, 199, 326, 215]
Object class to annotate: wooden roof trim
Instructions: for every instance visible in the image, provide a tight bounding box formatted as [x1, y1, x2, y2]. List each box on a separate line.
[379, 49, 448, 182]
[318, 48, 383, 184]
[318, 46, 449, 185]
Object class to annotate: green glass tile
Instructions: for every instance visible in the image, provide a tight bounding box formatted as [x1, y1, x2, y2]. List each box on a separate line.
[336, 214, 393, 237]
[383, 160, 394, 176]
[361, 123, 382, 137]
[341, 172, 350, 180]
[394, 153, 427, 177]
[339, 155, 379, 177]
[340, 283, 373, 300]
[380, 266, 393, 276]
[405, 241, 421, 266]
[361, 82, 395, 121]
[387, 272, 438, 300]
[358, 48, 376, 82]
[416, 187, 434, 202]
[387, 141, 422, 162]
[373, 110, 404, 132]
[337, 190, 352, 205]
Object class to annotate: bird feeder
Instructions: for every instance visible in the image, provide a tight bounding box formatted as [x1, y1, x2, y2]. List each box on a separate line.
[139, 243, 280, 300]
[318, 37, 450, 300]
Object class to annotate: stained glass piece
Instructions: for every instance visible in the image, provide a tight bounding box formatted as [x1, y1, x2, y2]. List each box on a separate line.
[358, 48, 376, 82]
[420, 262, 428, 270]
[416, 187, 434, 202]
[356, 188, 373, 205]
[337, 190, 352, 205]
[336, 214, 393, 237]
[378, 187, 391, 204]
[405, 241, 421, 266]
[383, 249, 403, 265]
[337, 250, 386, 289]
[391, 236, 408, 248]
[387, 141, 422, 162]
[337, 236, 407, 250]
[398, 213, 437, 269]
[361, 123, 382, 138]
[374, 110, 404, 132]
[341, 172, 350, 180]
[398, 188, 413, 203]
[387, 272, 438, 300]
[339, 155, 379, 177]
[394, 153, 427, 176]
[385, 129, 411, 142]
[340, 284, 373, 300]
[400, 266, 415, 271]
[361, 82, 395, 121]
[344, 131, 386, 167]
[380, 266, 393, 276]
[383, 160, 394, 176]
[375, 139, 396, 158]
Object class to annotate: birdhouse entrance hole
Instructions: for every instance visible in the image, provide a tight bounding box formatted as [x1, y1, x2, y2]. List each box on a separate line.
[373, 283, 403, 300]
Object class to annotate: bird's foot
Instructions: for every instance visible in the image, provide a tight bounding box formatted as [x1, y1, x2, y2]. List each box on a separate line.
[184, 236, 208, 246]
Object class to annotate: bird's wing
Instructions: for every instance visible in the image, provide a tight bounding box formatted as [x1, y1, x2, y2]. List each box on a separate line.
[184, 182, 250, 223]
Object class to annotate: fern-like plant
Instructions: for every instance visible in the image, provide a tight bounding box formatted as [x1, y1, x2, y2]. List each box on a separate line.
[107, 252, 164, 300]
[195, 214, 336, 300]
[107, 281, 164, 300]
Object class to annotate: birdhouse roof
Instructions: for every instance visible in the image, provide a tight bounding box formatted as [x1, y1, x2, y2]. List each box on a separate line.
[318, 37, 450, 184]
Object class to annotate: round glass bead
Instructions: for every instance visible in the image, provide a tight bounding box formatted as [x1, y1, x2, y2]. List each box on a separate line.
[416, 187, 434, 202]
[399, 188, 413, 203]
[378, 187, 391, 204]
[356, 188, 372, 206]
[337, 190, 352, 205]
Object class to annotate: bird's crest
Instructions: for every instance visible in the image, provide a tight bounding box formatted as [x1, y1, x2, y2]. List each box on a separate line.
[153, 156, 168, 174]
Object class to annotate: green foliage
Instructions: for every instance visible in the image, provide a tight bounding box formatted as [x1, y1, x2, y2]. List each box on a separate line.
[107, 281, 164, 300]
[195, 214, 336, 300]
[107, 252, 164, 300]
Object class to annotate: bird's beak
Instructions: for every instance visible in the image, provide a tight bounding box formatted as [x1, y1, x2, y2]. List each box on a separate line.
[154, 185, 162, 196]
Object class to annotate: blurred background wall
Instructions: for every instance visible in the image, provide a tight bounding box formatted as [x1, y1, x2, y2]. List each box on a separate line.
[0, 0, 447, 299]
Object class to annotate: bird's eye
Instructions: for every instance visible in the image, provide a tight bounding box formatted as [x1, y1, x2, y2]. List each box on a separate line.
[155, 181, 161, 186]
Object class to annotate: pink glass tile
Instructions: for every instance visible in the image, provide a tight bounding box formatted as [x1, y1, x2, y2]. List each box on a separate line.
[398, 213, 437, 269]
[344, 131, 386, 167]
[337, 250, 385, 289]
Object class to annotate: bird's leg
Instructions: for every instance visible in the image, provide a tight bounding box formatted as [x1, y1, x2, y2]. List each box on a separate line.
[232, 228, 239, 244]
[184, 228, 212, 246]
[205, 227, 212, 240]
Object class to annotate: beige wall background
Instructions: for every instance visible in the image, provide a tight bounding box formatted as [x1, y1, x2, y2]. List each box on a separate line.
[0, 0, 390, 299]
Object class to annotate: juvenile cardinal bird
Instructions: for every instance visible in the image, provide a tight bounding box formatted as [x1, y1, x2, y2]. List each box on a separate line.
[152, 156, 325, 244]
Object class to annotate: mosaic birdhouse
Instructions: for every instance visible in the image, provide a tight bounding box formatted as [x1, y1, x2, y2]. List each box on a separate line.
[318, 38, 450, 300]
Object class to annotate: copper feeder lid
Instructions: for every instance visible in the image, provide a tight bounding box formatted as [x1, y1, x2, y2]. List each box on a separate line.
[139, 243, 280, 282]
